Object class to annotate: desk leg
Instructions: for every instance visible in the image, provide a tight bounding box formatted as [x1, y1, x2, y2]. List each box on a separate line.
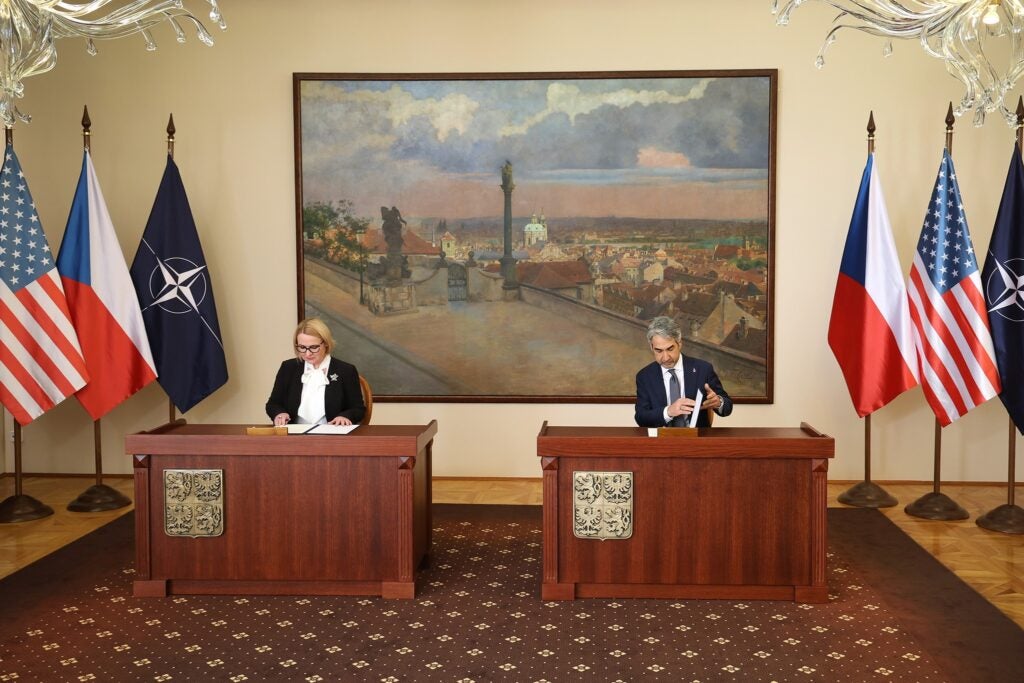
[797, 458, 830, 604]
[541, 456, 574, 600]
[387, 455, 417, 600]
[133, 455, 151, 579]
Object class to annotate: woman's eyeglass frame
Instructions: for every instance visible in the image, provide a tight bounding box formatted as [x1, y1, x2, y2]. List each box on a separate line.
[295, 344, 323, 354]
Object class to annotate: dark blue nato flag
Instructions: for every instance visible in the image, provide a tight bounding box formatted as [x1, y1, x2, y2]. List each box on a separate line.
[982, 145, 1024, 434]
[129, 155, 227, 413]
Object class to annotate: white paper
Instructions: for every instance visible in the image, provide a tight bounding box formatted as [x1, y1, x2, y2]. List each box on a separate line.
[688, 388, 704, 428]
[286, 423, 358, 435]
[305, 423, 358, 435]
[647, 428, 658, 437]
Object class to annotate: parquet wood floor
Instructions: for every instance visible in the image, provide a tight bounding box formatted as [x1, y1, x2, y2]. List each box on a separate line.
[0, 476, 134, 580]
[2, 477, 1021, 628]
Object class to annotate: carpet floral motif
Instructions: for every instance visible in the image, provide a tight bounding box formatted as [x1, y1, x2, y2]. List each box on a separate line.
[0, 506, 947, 682]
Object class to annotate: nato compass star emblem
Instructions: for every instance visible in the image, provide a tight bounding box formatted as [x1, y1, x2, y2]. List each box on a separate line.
[985, 255, 1024, 323]
[145, 255, 208, 315]
[139, 245, 224, 347]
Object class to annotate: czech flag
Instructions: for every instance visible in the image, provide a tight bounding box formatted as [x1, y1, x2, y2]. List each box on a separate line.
[828, 153, 919, 416]
[56, 151, 157, 419]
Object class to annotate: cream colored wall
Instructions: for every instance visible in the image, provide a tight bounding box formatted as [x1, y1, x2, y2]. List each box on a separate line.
[3, 0, 1020, 483]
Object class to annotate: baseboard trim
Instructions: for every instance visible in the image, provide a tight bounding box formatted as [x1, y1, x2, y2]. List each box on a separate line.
[0, 473, 1018, 486]
[0, 472, 133, 479]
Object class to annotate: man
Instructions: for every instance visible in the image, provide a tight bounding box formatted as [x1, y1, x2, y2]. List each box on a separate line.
[635, 316, 732, 428]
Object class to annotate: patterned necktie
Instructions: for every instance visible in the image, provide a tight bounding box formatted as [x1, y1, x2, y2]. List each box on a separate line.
[668, 369, 681, 426]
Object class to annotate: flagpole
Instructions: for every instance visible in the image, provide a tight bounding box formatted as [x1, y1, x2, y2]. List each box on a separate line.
[905, 104, 970, 521]
[838, 112, 898, 508]
[0, 126, 54, 523]
[166, 114, 177, 425]
[977, 96, 1024, 534]
[68, 106, 132, 513]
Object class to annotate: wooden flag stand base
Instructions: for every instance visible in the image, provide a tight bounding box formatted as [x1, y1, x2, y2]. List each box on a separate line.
[837, 415, 898, 508]
[68, 484, 130, 512]
[838, 480, 898, 508]
[977, 504, 1024, 534]
[905, 419, 969, 521]
[68, 419, 130, 512]
[905, 491, 969, 520]
[0, 423, 54, 523]
[976, 421, 1024, 535]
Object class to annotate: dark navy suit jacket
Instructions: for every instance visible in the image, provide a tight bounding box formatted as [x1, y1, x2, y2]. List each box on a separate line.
[634, 355, 732, 428]
[265, 357, 365, 424]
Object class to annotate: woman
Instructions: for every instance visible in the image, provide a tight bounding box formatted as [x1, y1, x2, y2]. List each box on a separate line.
[266, 318, 365, 426]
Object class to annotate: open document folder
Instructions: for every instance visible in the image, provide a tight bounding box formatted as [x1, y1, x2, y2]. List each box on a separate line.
[285, 424, 358, 435]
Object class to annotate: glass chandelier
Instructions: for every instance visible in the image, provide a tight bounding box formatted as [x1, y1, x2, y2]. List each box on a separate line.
[0, 1, 227, 127]
[772, 0, 1024, 126]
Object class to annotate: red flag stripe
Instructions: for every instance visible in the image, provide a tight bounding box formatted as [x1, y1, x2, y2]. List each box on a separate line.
[1, 280, 86, 393]
[909, 267, 981, 405]
[940, 287, 998, 403]
[910, 263, 996, 394]
[917, 365, 954, 427]
[0, 339, 53, 423]
[0, 291, 79, 400]
[906, 284, 968, 422]
[32, 272, 91, 379]
[949, 277, 1002, 390]
[921, 270, 1000, 399]
[13, 283, 89, 385]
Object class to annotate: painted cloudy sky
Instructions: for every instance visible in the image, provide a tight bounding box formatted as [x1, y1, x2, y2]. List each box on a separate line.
[299, 76, 771, 222]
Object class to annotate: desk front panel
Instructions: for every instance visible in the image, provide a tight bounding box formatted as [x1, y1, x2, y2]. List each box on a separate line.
[146, 453, 403, 582]
[556, 455, 812, 587]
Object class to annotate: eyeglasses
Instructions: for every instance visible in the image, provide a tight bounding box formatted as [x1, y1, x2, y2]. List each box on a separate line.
[295, 344, 322, 354]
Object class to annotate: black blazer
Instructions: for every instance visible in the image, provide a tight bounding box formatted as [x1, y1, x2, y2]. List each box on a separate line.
[634, 354, 732, 428]
[265, 357, 366, 424]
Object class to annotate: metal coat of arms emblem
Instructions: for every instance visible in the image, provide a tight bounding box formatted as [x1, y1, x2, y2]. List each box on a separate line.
[164, 469, 224, 537]
[572, 471, 633, 540]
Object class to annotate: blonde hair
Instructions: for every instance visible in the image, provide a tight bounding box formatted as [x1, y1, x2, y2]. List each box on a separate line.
[293, 317, 335, 359]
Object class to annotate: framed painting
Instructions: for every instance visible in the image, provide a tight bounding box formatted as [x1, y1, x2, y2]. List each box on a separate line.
[293, 70, 776, 403]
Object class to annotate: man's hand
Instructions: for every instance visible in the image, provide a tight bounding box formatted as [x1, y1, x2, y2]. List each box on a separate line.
[668, 398, 695, 417]
[273, 413, 290, 426]
[328, 416, 353, 426]
[704, 383, 723, 411]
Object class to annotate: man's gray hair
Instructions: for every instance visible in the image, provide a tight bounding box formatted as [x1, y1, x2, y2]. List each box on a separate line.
[646, 316, 682, 344]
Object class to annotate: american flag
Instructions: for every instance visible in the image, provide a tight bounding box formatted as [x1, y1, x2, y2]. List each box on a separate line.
[907, 150, 1001, 426]
[0, 144, 88, 425]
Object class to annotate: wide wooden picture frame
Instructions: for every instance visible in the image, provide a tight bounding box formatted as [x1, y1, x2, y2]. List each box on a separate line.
[293, 70, 776, 403]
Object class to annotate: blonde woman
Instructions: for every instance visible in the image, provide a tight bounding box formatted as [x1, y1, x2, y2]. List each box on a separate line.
[266, 318, 365, 426]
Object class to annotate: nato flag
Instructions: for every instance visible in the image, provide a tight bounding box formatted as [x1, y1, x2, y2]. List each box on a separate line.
[130, 156, 227, 413]
[981, 145, 1024, 434]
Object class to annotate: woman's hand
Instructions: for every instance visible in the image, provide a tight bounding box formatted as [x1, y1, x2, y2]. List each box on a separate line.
[328, 416, 353, 426]
[273, 413, 291, 426]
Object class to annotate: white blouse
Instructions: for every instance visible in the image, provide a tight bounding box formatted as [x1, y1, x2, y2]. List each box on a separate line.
[296, 355, 332, 425]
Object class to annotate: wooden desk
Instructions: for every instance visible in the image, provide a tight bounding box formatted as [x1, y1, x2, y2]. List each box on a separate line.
[537, 423, 834, 603]
[127, 421, 436, 599]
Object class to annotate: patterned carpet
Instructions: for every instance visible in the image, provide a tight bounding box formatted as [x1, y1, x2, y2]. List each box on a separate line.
[0, 505, 1021, 682]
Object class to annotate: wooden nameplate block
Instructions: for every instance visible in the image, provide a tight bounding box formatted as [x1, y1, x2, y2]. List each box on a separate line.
[245, 426, 288, 436]
[657, 427, 698, 437]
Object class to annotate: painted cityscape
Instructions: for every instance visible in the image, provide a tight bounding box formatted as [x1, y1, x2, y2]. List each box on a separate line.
[294, 72, 775, 401]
